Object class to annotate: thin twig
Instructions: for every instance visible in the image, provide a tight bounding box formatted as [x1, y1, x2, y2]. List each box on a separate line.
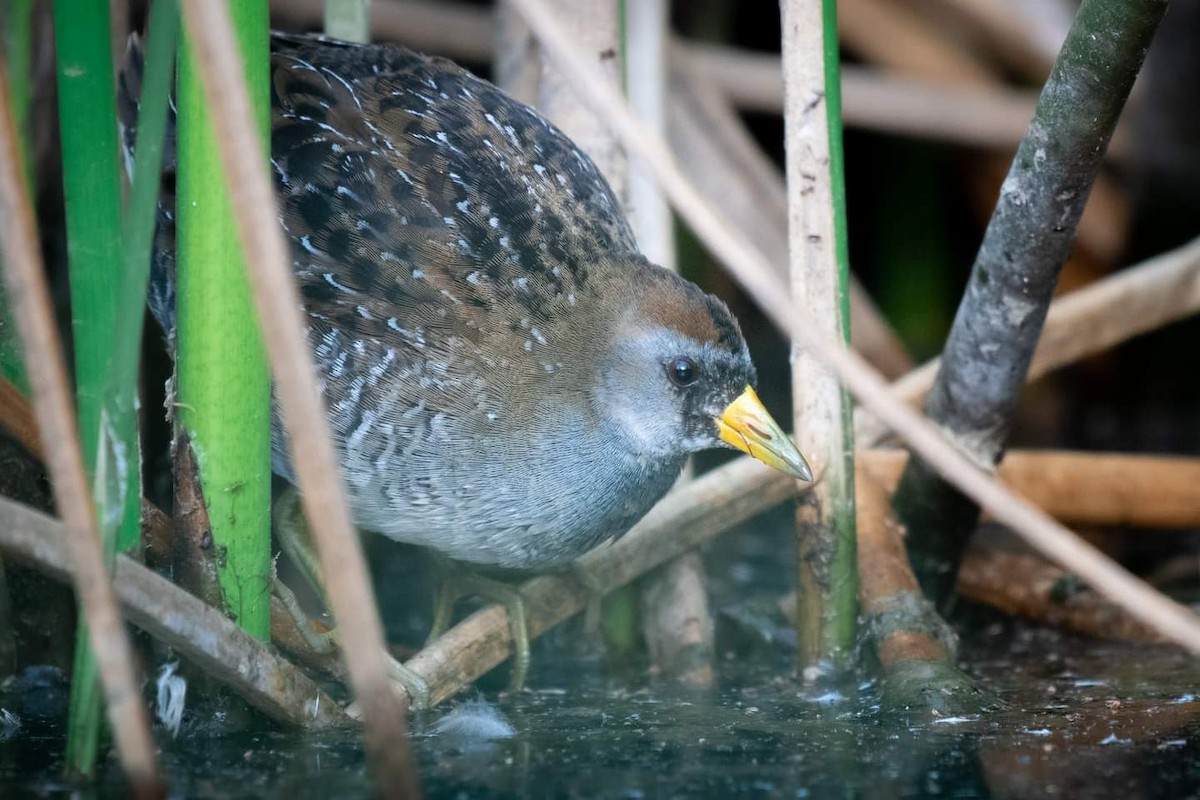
[176, 4, 419, 797]
[0, 65, 162, 796]
[504, 0, 1200, 653]
[0, 495, 351, 728]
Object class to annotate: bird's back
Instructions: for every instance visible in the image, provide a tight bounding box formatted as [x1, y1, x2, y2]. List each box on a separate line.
[121, 34, 677, 567]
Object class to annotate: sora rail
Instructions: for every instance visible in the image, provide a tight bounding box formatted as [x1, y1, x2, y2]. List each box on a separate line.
[124, 33, 810, 700]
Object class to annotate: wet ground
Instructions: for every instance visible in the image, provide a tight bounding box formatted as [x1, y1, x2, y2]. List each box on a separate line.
[2, 504, 1199, 798]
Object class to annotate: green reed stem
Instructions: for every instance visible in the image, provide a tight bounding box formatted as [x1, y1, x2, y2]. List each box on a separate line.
[54, 0, 146, 776]
[176, 0, 272, 640]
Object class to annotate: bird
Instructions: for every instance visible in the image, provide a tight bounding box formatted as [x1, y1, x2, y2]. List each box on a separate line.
[121, 32, 811, 704]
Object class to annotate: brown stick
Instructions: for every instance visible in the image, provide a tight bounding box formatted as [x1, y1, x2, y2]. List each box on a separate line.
[862, 450, 1200, 530]
[856, 467, 955, 669]
[0, 65, 162, 796]
[855, 466, 993, 714]
[176, 5, 418, 797]
[958, 547, 1163, 643]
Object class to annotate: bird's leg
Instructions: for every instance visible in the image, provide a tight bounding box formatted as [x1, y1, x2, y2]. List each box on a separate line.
[273, 573, 337, 654]
[271, 487, 431, 709]
[425, 555, 531, 692]
[274, 487, 328, 606]
[426, 576, 460, 645]
[569, 561, 608, 635]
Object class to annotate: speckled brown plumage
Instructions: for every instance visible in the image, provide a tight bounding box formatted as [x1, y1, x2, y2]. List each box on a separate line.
[121, 33, 808, 570]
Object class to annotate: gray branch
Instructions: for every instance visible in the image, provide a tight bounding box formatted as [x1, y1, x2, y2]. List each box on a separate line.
[893, 0, 1170, 604]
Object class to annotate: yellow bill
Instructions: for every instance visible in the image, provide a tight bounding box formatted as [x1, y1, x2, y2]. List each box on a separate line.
[715, 386, 813, 481]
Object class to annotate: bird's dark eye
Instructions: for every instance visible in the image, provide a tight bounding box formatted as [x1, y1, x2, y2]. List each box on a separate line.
[667, 357, 699, 387]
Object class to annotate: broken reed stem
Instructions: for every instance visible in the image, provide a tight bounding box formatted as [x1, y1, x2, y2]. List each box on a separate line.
[863, 450, 1200, 530]
[855, 467, 992, 715]
[781, 0, 857, 671]
[0, 495, 350, 728]
[893, 0, 1169, 606]
[505, 0, 1200, 654]
[176, 3, 419, 798]
[0, 64, 161, 797]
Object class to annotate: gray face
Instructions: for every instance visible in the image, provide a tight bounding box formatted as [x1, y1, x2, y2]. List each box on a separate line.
[595, 322, 757, 462]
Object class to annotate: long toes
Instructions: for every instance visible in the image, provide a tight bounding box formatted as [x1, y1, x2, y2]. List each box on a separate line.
[386, 655, 430, 711]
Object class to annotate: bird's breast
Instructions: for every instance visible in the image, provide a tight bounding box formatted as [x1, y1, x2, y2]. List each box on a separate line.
[330, 402, 684, 569]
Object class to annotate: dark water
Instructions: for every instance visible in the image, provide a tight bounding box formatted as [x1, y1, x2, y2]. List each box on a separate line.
[3, 504, 1199, 798]
[3, 617, 1199, 798]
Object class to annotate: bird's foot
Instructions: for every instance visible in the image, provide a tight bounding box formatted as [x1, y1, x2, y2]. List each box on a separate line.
[385, 653, 431, 711]
[425, 566, 530, 692]
[273, 575, 337, 654]
[273, 487, 329, 606]
[273, 576, 431, 709]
